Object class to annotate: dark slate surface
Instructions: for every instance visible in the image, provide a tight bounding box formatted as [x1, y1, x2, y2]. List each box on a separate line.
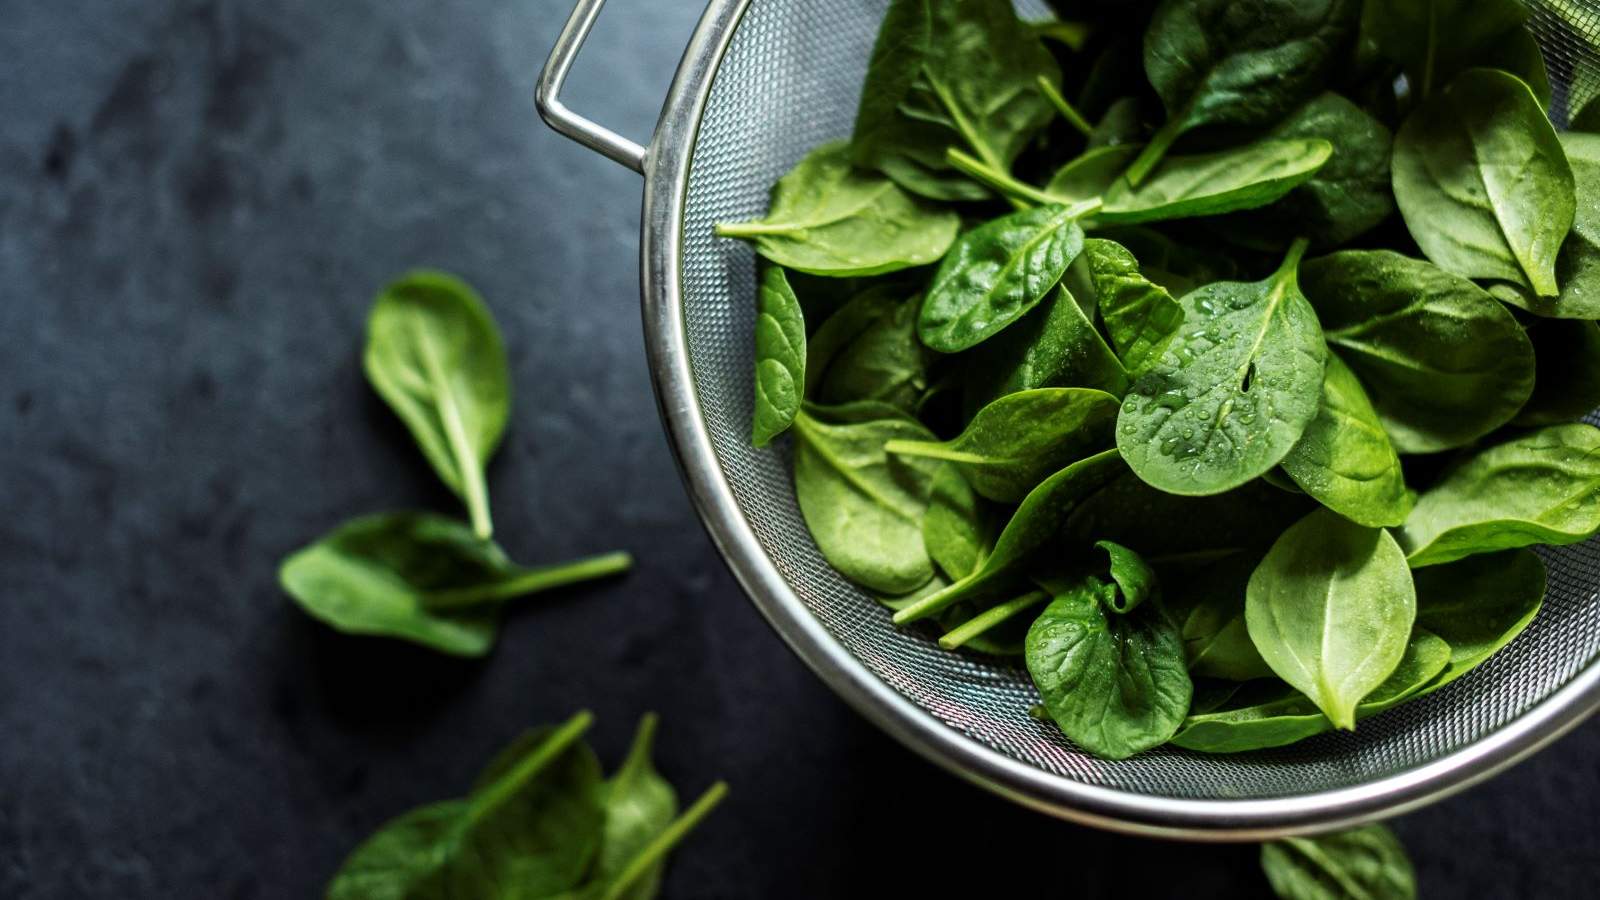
[1, 1, 1597, 897]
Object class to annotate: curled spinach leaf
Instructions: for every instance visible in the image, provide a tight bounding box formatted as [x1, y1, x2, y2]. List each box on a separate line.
[1280, 354, 1411, 528]
[1095, 539, 1157, 614]
[1245, 508, 1417, 729]
[1117, 239, 1326, 496]
[364, 271, 510, 540]
[715, 142, 960, 276]
[751, 265, 805, 447]
[1398, 423, 1600, 567]
[1079, 238, 1184, 374]
[1260, 825, 1416, 900]
[886, 387, 1120, 502]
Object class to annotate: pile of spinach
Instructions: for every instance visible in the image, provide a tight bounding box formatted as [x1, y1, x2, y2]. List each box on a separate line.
[718, 0, 1600, 761]
[280, 272, 632, 657]
[326, 711, 727, 899]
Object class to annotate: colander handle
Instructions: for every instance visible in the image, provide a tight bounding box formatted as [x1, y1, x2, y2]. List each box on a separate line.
[537, 0, 650, 173]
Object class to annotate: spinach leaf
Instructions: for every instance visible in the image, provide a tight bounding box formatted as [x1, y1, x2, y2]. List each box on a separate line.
[1215, 93, 1395, 249]
[1046, 145, 1142, 204]
[364, 271, 510, 539]
[1025, 576, 1192, 759]
[792, 403, 943, 594]
[1520, 132, 1600, 320]
[894, 449, 1127, 624]
[1100, 139, 1333, 225]
[1280, 354, 1411, 528]
[851, 0, 1061, 200]
[1362, 0, 1530, 100]
[921, 463, 996, 581]
[1398, 423, 1600, 567]
[1392, 69, 1574, 298]
[1164, 552, 1273, 682]
[590, 715, 678, 900]
[809, 291, 929, 413]
[1300, 250, 1534, 453]
[1413, 549, 1545, 691]
[805, 287, 901, 398]
[1245, 508, 1417, 728]
[751, 265, 805, 446]
[919, 202, 1093, 353]
[714, 142, 960, 276]
[1118, 239, 1326, 496]
[1260, 825, 1416, 900]
[280, 513, 632, 658]
[1079, 239, 1184, 373]
[327, 712, 606, 899]
[962, 283, 1130, 410]
[1128, 0, 1359, 184]
[1515, 319, 1600, 426]
[1096, 539, 1157, 614]
[1064, 469, 1313, 558]
[1095, 225, 1242, 297]
[885, 387, 1120, 502]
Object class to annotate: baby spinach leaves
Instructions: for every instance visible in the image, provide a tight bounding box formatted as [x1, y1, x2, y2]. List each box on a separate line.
[1392, 69, 1574, 298]
[365, 271, 510, 539]
[1279, 354, 1411, 527]
[1245, 509, 1416, 729]
[751, 265, 805, 446]
[1118, 239, 1326, 495]
[808, 288, 930, 413]
[715, 142, 960, 276]
[1399, 424, 1600, 567]
[325, 712, 727, 900]
[281, 514, 632, 658]
[1413, 549, 1546, 690]
[962, 284, 1130, 408]
[1079, 238, 1184, 373]
[1260, 825, 1416, 900]
[1100, 139, 1333, 225]
[1363, 0, 1530, 100]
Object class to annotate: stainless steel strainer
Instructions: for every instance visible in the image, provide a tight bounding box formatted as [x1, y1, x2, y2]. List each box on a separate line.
[538, 0, 1600, 839]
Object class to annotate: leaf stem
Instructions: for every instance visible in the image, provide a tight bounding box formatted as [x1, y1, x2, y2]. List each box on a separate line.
[468, 710, 593, 825]
[1122, 117, 1184, 187]
[1037, 75, 1093, 137]
[714, 221, 794, 238]
[945, 148, 1054, 208]
[938, 590, 1050, 650]
[422, 551, 634, 609]
[893, 574, 979, 624]
[1277, 237, 1312, 279]
[599, 781, 730, 900]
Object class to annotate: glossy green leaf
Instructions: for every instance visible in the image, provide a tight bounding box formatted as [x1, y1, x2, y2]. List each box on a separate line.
[1045, 145, 1142, 204]
[593, 716, 677, 900]
[1362, 0, 1530, 101]
[1515, 319, 1600, 426]
[280, 513, 632, 658]
[714, 142, 960, 276]
[885, 387, 1119, 502]
[1164, 552, 1273, 682]
[1064, 470, 1313, 558]
[921, 464, 995, 582]
[962, 283, 1130, 410]
[1280, 354, 1411, 528]
[1392, 69, 1574, 298]
[1523, 132, 1600, 319]
[1095, 539, 1157, 614]
[1412, 549, 1545, 691]
[364, 271, 509, 539]
[792, 404, 943, 594]
[1300, 250, 1534, 453]
[1398, 423, 1600, 567]
[751, 265, 805, 446]
[1246, 509, 1417, 729]
[1260, 825, 1416, 900]
[1101, 139, 1332, 225]
[918, 202, 1090, 353]
[808, 290, 929, 413]
[850, 0, 1061, 200]
[1079, 239, 1183, 374]
[1025, 576, 1192, 759]
[1117, 240, 1326, 496]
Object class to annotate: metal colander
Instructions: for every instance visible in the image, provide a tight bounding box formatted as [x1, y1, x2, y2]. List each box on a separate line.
[539, 0, 1600, 838]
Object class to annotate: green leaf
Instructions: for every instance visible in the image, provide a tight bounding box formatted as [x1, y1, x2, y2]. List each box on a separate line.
[1117, 239, 1326, 496]
[1260, 825, 1416, 900]
[326, 712, 606, 900]
[1128, 0, 1359, 183]
[1045, 145, 1142, 203]
[1521, 132, 1600, 320]
[850, 0, 1062, 200]
[885, 387, 1119, 502]
[1398, 423, 1600, 567]
[894, 449, 1127, 624]
[1362, 0, 1529, 100]
[962, 283, 1130, 410]
[1025, 576, 1192, 760]
[714, 142, 960, 276]
[918, 202, 1091, 353]
[1095, 540, 1157, 614]
[280, 513, 631, 657]
[1163, 552, 1274, 682]
[1280, 354, 1412, 528]
[364, 271, 510, 540]
[593, 716, 677, 900]
[1245, 508, 1417, 729]
[920, 464, 996, 581]
[1064, 469, 1313, 558]
[751, 265, 806, 446]
[1515, 319, 1600, 426]
[1079, 239, 1183, 374]
[1412, 549, 1545, 691]
[807, 289, 929, 413]
[1392, 69, 1574, 298]
[792, 404, 943, 594]
[1300, 250, 1534, 453]
[1100, 138, 1333, 225]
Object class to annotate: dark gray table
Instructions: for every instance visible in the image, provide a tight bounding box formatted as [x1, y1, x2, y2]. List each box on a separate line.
[2, 2, 1597, 897]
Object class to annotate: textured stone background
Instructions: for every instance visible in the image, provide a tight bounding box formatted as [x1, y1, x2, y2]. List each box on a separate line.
[1, 1, 1597, 897]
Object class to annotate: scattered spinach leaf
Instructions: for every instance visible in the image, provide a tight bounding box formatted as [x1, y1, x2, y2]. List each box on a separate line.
[1260, 825, 1416, 900]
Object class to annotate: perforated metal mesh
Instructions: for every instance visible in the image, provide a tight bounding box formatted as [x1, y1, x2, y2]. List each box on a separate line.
[676, 0, 1600, 801]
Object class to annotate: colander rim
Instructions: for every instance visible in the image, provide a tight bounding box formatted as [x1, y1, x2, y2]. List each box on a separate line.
[635, 0, 1600, 839]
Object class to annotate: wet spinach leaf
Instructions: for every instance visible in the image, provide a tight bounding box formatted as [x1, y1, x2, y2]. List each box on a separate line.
[1280, 354, 1411, 527]
[1398, 423, 1600, 567]
[1079, 239, 1184, 373]
[751, 265, 805, 446]
[715, 142, 960, 276]
[1529, 132, 1600, 319]
[1260, 825, 1416, 900]
[962, 283, 1130, 410]
[365, 271, 510, 540]
[1095, 539, 1158, 614]
[1245, 508, 1417, 729]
